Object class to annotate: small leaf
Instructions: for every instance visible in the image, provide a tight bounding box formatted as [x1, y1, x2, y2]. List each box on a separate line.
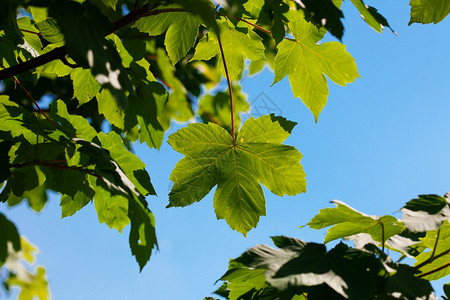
[414, 221, 450, 280]
[191, 21, 265, 80]
[198, 82, 250, 131]
[308, 200, 405, 244]
[134, 7, 200, 64]
[129, 198, 158, 271]
[293, 0, 344, 40]
[220, 268, 266, 300]
[401, 194, 450, 232]
[0, 213, 21, 264]
[273, 10, 359, 121]
[71, 68, 101, 106]
[409, 0, 450, 25]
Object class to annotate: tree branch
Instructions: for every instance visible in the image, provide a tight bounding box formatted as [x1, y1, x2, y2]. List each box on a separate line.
[0, 7, 186, 80]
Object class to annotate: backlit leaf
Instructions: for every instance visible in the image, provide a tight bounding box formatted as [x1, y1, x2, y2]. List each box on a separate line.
[273, 10, 359, 121]
[168, 115, 306, 235]
[134, 8, 200, 64]
[308, 200, 405, 244]
[191, 21, 265, 80]
[409, 0, 450, 25]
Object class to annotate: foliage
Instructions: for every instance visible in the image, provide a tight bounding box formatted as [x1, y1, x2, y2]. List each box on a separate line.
[0, 0, 448, 298]
[0, 214, 49, 300]
[214, 194, 450, 299]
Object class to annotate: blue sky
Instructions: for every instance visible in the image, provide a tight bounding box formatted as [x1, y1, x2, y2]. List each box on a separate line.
[2, 1, 450, 299]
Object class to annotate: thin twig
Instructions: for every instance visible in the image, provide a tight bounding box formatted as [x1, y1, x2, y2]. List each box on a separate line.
[0, 62, 59, 128]
[230, 16, 296, 41]
[12, 75, 59, 128]
[414, 247, 450, 270]
[381, 222, 385, 253]
[417, 262, 450, 278]
[20, 29, 42, 36]
[217, 35, 235, 143]
[0, 7, 186, 80]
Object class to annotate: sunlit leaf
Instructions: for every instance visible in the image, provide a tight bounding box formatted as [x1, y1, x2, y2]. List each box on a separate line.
[409, 0, 450, 25]
[168, 115, 305, 235]
[308, 200, 405, 244]
[273, 10, 359, 121]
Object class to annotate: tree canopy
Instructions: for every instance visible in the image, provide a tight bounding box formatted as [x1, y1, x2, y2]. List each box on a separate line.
[0, 0, 449, 299]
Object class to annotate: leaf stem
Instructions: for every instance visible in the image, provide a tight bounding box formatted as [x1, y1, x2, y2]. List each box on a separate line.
[430, 228, 441, 259]
[230, 16, 296, 41]
[19, 28, 42, 36]
[414, 247, 450, 270]
[217, 35, 235, 143]
[417, 262, 450, 278]
[0, 63, 60, 129]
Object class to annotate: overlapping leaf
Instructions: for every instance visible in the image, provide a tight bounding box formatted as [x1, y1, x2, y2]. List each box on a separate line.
[350, 0, 395, 34]
[401, 194, 450, 232]
[197, 83, 250, 131]
[133, 6, 200, 65]
[413, 221, 450, 280]
[0, 213, 21, 265]
[409, 0, 450, 25]
[0, 98, 157, 269]
[49, 1, 132, 104]
[231, 237, 385, 299]
[168, 115, 305, 235]
[218, 235, 436, 300]
[308, 200, 405, 244]
[273, 10, 359, 121]
[292, 0, 344, 39]
[191, 21, 266, 80]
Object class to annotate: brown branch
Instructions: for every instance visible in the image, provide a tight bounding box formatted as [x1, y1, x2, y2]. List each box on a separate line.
[417, 262, 450, 278]
[20, 29, 42, 36]
[217, 35, 235, 143]
[0, 46, 67, 80]
[414, 248, 450, 270]
[0, 7, 186, 80]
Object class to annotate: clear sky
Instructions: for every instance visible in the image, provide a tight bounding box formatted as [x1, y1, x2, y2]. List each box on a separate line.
[1, 1, 450, 299]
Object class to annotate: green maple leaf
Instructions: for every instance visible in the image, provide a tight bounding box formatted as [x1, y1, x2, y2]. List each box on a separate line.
[273, 10, 359, 121]
[168, 115, 306, 235]
[191, 21, 266, 80]
[409, 0, 450, 25]
[133, 7, 200, 65]
[308, 200, 405, 244]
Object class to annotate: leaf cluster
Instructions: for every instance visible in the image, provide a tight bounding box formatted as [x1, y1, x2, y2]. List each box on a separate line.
[214, 194, 450, 299]
[0, 0, 448, 293]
